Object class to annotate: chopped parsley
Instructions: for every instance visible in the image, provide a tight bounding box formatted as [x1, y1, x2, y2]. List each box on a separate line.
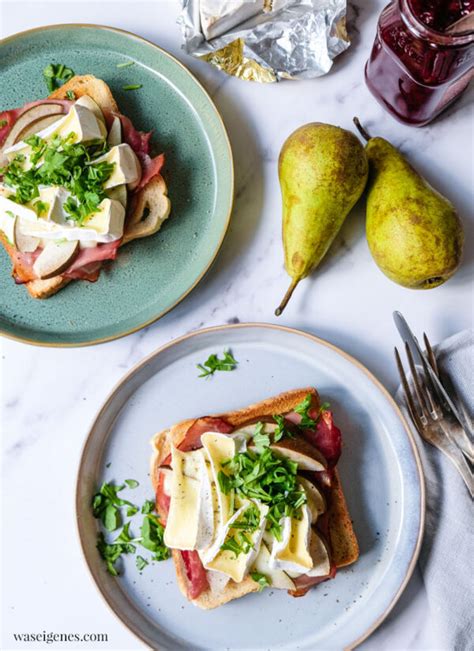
[140, 514, 170, 562]
[273, 414, 293, 442]
[141, 499, 156, 514]
[197, 350, 238, 378]
[252, 422, 270, 453]
[136, 555, 149, 571]
[117, 61, 135, 68]
[66, 90, 76, 100]
[250, 571, 270, 591]
[92, 480, 169, 575]
[0, 119, 7, 128]
[122, 84, 142, 91]
[43, 63, 75, 93]
[294, 394, 317, 428]
[0, 133, 114, 224]
[218, 445, 306, 541]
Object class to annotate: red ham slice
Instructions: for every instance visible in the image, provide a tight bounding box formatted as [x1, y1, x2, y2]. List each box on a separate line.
[155, 466, 209, 600]
[180, 550, 210, 599]
[0, 99, 72, 147]
[286, 398, 342, 468]
[156, 470, 171, 526]
[289, 564, 337, 597]
[161, 416, 234, 467]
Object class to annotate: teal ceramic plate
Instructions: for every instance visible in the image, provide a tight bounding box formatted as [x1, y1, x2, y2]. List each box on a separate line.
[77, 324, 424, 650]
[0, 25, 233, 346]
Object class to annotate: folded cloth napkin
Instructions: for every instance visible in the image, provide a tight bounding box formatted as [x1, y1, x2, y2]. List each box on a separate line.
[397, 329, 474, 651]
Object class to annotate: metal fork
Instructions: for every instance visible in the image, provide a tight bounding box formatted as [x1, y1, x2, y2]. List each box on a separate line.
[423, 333, 474, 464]
[395, 343, 474, 498]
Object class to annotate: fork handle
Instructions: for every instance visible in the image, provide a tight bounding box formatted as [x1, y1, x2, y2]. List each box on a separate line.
[431, 439, 474, 499]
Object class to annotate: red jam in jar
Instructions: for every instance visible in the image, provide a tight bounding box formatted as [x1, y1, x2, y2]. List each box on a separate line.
[365, 0, 474, 126]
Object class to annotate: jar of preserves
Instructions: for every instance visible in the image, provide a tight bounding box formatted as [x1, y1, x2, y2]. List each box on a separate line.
[365, 0, 474, 126]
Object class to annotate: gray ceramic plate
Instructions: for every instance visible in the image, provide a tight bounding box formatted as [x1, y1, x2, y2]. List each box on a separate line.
[0, 25, 233, 346]
[76, 323, 424, 650]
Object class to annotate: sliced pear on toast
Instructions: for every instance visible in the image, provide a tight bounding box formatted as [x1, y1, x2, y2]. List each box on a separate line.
[16, 115, 64, 143]
[33, 239, 79, 279]
[306, 530, 331, 577]
[298, 476, 326, 522]
[269, 437, 327, 471]
[2, 103, 65, 150]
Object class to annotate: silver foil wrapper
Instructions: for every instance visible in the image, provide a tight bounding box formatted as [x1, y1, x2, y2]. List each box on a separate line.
[178, 0, 350, 82]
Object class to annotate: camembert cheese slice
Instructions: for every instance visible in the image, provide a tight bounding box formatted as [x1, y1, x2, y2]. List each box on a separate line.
[164, 447, 214, 551]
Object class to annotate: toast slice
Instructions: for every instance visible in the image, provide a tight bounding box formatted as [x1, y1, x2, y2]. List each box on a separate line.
[150, 388, 359, 609]
[1, 75, 171, 299]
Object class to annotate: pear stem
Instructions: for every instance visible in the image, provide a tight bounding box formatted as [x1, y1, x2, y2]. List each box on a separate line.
[353, 117, 371, 142]
[275, 278, 299, 316]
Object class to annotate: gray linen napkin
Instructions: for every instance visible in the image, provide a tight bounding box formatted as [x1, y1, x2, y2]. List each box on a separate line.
[397, 329, 474, 651]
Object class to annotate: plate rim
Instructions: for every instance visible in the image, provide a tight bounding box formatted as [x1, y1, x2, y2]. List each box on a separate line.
[75, 322, 426, 650]
[0, 23, 234, 348]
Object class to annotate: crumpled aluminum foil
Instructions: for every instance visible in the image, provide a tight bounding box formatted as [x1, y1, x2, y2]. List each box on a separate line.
[178, 0, 350, 82]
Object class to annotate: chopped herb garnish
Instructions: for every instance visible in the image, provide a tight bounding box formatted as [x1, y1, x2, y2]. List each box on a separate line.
[141, 499, 155, 514]
[117, 61, 135, 68]
[91, 481, 136, 532]
[197, 349, 238, 378]
[218, 447, 306, 541]
[0, 133, 114, 223]
[66, 90, 76, 100]
[5, 210, 15, 219]
[294, 393, 317, 428]
[122, 84, 142, 91]
[96, 524, 137, 576]
[252, 422, 270, 453]
[250, 571, 270, 590]
[273, 414, 293, 442]
[0, 119, 7, 128]
[125, 479, 140, 489]
[136, 555, 149, 571]
[140, 514, 170, 561]
[33, 200, 49, 216]
[43, 63, 75, 93]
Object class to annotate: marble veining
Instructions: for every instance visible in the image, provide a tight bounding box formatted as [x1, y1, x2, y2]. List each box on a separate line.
[1, 1, 473, 650]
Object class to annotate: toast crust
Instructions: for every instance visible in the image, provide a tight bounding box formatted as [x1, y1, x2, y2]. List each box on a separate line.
[1, 75, 170, 299]
[150, 388, 359, 609]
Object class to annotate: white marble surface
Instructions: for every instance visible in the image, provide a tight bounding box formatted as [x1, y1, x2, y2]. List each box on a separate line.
[1, 1, 472, 649]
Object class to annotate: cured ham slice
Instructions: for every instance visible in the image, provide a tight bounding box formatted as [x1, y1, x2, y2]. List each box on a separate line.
[180, 550, 210, 599]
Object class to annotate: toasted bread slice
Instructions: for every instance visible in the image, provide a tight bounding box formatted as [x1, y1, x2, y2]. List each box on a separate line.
[2, 75, 171, 299]
[150, 388, 359, 609]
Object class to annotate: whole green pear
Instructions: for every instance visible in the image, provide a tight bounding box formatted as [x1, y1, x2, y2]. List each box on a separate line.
[276, 123, 368, 315]
[355, 120, 464, 289]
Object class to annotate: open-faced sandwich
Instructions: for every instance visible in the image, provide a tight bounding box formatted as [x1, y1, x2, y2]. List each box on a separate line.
[150, 388, 358, 609]
[0, 75, 170, 298]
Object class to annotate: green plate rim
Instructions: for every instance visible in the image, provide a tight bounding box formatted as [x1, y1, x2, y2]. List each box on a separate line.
[0, 23, 234, 348]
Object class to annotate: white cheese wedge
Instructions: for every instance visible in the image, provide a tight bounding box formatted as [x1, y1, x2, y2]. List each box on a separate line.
[0, 210, 17, 245]
[75, 96, 107, 137]
[252, 541, 295, 590]
[205, 500, 268, 583]
[269, 505, 313, 575]
[164, 447, 214, 551]
[201, 432, 236, 530]
[0, 193, 38, 224]
[20, 197, 125, 244]
[90, 144, 141, 189]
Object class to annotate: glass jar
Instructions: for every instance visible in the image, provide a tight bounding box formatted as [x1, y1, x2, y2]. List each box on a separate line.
[365, 0, 474, 126]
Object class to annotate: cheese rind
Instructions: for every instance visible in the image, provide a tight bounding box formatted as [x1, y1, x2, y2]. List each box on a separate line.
[164, 447, 214, 551]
